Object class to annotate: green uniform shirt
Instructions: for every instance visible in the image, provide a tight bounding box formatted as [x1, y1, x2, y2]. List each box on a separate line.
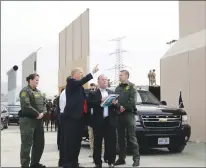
[19, 85, 47, 119]
[115, 81, 137, 112]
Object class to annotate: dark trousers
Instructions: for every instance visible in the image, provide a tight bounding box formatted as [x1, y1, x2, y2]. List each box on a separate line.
[93, 118, 116, 165]
[58, 114, 64, 166]
[63, 117, 84, 168]
[117, 123, 140, 162]
[57, 114, 62, 149]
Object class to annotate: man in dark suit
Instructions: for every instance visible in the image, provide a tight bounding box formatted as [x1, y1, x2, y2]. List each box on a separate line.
[63, 66, 99, 168]
[88, 74, 118, 168]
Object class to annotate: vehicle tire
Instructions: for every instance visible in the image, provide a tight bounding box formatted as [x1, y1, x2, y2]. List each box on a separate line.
[167, 144, 186, 153]
[1, 122, 4, 130]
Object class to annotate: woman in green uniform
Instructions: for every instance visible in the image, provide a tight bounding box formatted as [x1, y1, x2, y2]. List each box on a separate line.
[19, 73, 47, 168]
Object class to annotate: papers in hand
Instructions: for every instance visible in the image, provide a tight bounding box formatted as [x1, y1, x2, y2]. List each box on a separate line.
[101, 94, 119, 107]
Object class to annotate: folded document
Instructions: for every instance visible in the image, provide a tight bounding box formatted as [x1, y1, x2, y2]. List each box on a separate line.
[100, 94, 119, 107]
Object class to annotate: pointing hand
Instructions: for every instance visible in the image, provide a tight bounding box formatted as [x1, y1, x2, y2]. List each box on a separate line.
[92, 64, 99, 74]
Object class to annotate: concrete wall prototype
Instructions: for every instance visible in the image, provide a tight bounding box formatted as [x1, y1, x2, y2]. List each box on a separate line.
[58, 9, 90, 92]
[7, 66, 18, 105]
[22, 52, 37, 88]
[160, 1, 206, 143]
[58, 9, 90, 90]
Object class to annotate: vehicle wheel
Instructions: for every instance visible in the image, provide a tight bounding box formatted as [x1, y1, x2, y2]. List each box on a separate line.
[168, 144, 186, 153]
[1, 122, 4, 130]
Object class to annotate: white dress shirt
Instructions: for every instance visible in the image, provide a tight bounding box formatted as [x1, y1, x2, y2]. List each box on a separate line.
[59, 89, 66, 113]
[99, 88, 109, 117]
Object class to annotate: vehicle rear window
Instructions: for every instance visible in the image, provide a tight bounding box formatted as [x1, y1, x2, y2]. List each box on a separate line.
[137, 90, 160, 105]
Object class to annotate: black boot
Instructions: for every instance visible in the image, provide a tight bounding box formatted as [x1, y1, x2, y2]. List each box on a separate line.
[108, 164, 114, 168]
[30, 163, 46, 168]
[114, 159, 126, 166]
[104, 159, 108, 163]
[73, 163, 85, 168]
[132, 160, 140, 167]
[58, 160, 63, 167]
[93, 164, 102, 168]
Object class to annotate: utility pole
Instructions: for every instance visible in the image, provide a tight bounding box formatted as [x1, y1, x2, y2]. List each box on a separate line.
[108, 36, 127, 86]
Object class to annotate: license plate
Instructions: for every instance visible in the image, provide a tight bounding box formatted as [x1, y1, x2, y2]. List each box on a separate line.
[158, 137, 170, 145]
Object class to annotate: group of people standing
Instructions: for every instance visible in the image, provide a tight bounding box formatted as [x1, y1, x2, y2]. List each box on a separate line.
[56, 66, 140, 168]
[148, 69, 156, 86]
[18, 65, 140, 168]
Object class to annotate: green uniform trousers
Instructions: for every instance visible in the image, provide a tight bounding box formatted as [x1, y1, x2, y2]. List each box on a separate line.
[19, 117, 45, 167]
[117, 116, 140, 162]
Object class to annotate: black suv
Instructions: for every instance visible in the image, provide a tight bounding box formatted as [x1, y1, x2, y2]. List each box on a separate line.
[8, 105, 21, 125]
[126, 88, 191, 153]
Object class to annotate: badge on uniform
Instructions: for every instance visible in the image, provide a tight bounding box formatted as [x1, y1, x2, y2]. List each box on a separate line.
[34, 93, 41, 97]
[125, 86, 130, 91]
[21, 91, 27, 97]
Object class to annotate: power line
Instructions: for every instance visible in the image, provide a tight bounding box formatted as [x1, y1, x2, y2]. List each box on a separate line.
[108, 36, 128, 86]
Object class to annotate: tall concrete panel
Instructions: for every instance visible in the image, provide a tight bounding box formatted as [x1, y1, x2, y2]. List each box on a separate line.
[160, 1, 206, 143]
[81, 10, 90, 60]
[7, 66, 18, 105]
[65, 25, 73, 65]
[179, 1, 206, 38]
[59, 29, 66, 69]
[58, 9, 90, 91]
[22, 52, 37, 88]
[73, 16, 82, 61]
[59, 29, 66, 88]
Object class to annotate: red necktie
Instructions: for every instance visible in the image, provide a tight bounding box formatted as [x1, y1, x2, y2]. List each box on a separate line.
[84, 100, 88, 114]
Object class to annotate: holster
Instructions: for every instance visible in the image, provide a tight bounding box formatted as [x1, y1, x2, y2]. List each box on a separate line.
[19, 108, 38, 119]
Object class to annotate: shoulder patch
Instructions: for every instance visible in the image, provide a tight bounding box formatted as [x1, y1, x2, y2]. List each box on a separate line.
[21, 91, 27, 97]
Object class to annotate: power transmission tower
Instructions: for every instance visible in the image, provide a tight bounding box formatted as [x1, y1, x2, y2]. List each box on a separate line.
[108, 36, 127, 86]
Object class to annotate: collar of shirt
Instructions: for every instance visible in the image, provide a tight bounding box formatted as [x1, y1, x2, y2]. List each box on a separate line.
[120, 80, 130, 86]
[99, 88, 107, 92]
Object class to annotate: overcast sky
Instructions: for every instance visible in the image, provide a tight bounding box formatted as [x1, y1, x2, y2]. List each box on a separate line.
[1, 1, 179, 96]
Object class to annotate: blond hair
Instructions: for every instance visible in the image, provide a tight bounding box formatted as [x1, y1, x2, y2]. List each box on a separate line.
[71, 68, 83, 77]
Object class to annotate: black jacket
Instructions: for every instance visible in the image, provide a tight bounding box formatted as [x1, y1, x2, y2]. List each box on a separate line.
[63, 73, 93, 119]
[55, 96, 60, 116]
[87, 88, 118, 127]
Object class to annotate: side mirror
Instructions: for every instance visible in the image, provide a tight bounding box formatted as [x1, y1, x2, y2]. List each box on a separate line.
[161, 101, 167, 106]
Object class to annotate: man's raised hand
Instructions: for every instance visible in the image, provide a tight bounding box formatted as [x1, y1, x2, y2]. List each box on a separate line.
[92, 64, 99, 74]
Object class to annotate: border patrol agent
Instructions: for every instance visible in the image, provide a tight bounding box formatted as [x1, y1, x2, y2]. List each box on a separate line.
[114, 70, 140, 167]
[19, 73, 47, 168]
